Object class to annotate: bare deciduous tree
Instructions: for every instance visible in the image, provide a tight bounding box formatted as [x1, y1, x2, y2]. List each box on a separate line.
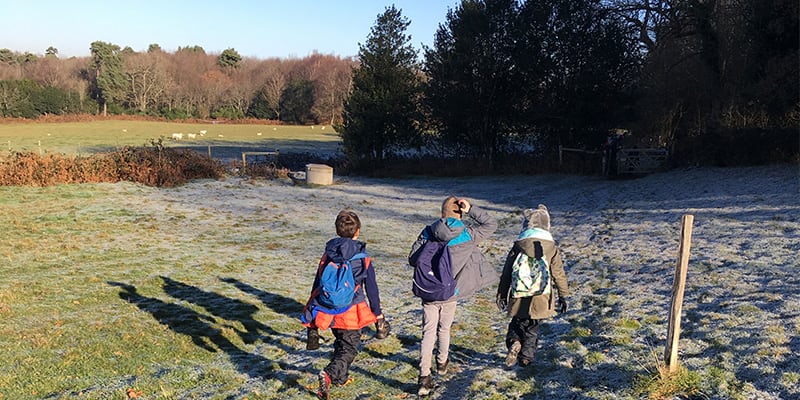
[125, 52, 173, 113]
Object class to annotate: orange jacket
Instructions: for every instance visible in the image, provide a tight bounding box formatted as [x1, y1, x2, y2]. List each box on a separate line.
[303, 300, 377, 330]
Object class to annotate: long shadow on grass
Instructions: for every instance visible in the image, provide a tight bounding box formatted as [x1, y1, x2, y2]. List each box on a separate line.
[161, 276, 298, 345]
[108, 280, 282, 379]
[219, 277, 306, 319]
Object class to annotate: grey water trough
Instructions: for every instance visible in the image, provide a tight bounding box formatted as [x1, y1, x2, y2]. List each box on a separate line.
[289, 163, 333, 185]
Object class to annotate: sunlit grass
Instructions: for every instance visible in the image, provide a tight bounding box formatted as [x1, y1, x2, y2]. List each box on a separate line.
[0, 120, 339, 155]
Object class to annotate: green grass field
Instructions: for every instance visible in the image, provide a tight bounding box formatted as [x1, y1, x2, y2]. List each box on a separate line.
[0, 183, 264, 399]
[0, 120, 341, 157]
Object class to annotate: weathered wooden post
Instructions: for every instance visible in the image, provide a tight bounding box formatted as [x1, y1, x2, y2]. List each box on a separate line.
[665, 214, 694, 373]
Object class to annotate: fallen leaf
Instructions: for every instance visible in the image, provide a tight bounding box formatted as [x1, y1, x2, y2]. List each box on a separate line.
[126, 388, 143, 399]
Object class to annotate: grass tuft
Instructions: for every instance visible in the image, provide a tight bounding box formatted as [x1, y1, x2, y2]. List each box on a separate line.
[633, 350, 702, 400]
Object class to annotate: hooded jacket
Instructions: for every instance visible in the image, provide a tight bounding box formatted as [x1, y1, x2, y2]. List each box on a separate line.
[409, 205, 498, 303]
[497, 205, 568, 320]
[301, 237, 381, 330]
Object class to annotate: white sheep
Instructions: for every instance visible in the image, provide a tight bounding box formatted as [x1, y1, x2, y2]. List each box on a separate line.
[172, 133, 183, 140]
[187, 133, 197, 139]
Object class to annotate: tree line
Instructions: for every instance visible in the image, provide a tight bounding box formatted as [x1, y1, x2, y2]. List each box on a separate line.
[341, 0, 797, 170]
[1, 0, 797, 170]
[0, 43, 355, 125]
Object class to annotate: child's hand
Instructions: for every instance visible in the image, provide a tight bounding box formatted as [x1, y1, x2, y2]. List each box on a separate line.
[457, 199, 471, 214]
[557, 297, 568, 314]
[495, 293, 507, 312]
[375, 316, 391, 339]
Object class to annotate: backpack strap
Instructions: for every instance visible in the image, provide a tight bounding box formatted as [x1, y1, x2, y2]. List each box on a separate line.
[316, 253, 330, 278]
[348, 252, 368, 262]
[346, 252, 368, 293]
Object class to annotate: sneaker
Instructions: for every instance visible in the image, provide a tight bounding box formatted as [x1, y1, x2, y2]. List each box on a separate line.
[317, 370, 331, 400]
[436, 358, 449, 375]
[338, 376, 354, 387]
[307, 328, 320, 350]
[417, 375, 434, 396]
[505, 341, 522, 368]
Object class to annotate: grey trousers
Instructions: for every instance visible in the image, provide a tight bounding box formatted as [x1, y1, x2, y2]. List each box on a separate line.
[419, 300, 457, 376]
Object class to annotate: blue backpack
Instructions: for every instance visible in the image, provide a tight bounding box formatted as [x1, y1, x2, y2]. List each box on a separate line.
[412, 241, 456, 302]
[317, 252, 367, 309]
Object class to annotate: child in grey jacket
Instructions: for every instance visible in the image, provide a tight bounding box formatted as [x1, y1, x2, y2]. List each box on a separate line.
[409, 196, 498, 395]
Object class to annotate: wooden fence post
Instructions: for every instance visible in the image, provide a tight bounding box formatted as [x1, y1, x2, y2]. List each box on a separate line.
[665, 214, 694, 373]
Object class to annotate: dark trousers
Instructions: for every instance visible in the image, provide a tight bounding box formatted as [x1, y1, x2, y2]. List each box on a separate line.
[324, 328, 361, 385]
[505, 317, 539, 364]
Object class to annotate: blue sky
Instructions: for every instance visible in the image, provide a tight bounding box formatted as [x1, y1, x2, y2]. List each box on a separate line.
[0, 0, 460, 59]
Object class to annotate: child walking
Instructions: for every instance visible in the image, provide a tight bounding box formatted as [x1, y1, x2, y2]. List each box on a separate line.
[408, 196, 497, 396]
[496, 204, 569, 367]
[301, 210, 390, 400]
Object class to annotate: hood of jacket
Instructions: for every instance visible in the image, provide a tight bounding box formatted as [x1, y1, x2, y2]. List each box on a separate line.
[428, 217, 472, 245]
[515, 228, 554, 257]
[325, 237, 366, 263]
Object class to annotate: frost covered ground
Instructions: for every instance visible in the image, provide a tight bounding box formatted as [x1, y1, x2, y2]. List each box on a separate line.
[118, 163, 798, 399]
[6, 163, 796, 399]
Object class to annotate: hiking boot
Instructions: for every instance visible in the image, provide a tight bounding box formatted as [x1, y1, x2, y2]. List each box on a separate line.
[375, 318, 391, 339]
[505, 341, 522, 368]
[307, 328, 320, 350]
[317, 370, 331, 400]
[417, 375, 434, 396]
[436, 358, 449, 375]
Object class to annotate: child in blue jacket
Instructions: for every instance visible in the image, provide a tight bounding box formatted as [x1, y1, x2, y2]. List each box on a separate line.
[301, 210, 390, 399]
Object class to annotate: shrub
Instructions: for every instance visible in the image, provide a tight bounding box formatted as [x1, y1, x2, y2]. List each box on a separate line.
[0, 140, 225, 187]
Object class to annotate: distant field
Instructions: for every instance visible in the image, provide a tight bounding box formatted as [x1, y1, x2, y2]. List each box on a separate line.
[0, 120, 342, 159]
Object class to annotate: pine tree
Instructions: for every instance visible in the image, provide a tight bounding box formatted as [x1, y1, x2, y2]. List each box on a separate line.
[338, 5, 422, 170]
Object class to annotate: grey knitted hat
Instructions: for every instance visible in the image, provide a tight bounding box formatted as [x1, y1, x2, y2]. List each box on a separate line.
[522, 204, 551, 231]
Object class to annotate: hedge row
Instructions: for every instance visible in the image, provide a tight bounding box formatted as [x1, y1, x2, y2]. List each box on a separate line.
[0, 141, 225, 187]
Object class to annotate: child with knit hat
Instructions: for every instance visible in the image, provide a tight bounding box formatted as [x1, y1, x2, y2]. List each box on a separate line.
[496, 204, 569, 367]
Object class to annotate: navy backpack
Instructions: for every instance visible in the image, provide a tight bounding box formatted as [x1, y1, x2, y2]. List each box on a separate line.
[412, 241, 456, 302]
